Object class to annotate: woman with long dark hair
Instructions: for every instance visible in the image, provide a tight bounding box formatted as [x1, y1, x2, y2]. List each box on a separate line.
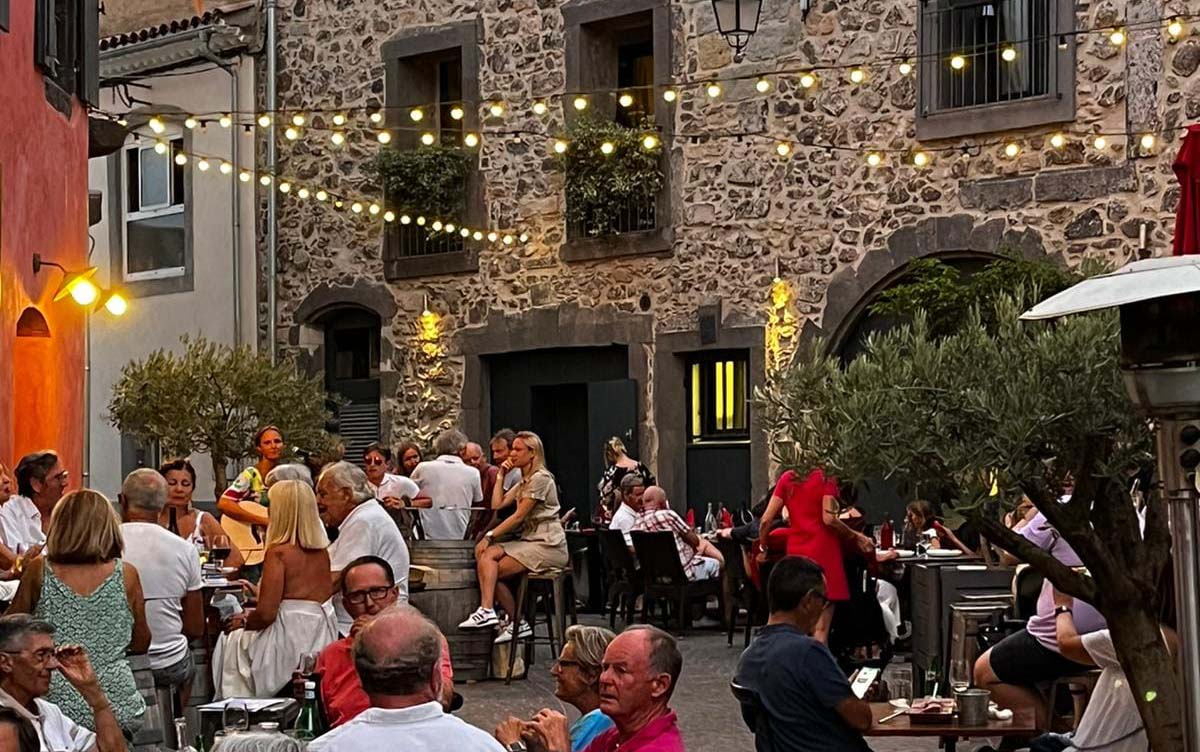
[159, 458, 244, 570]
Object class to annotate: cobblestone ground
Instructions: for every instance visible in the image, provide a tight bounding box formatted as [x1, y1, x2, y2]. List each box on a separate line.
[455, 616, 946, 752]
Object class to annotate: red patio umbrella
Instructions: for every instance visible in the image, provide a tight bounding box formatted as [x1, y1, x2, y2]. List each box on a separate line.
[1173, 124, 1200, 256]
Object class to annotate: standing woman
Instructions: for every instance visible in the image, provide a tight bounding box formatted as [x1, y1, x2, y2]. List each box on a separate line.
[159, 458, 244, 570]
[214, 480, 336, 697]
[218, 426, 285, 529]
[7, 490, 152, 733]
[757, 468, 873, 643]
[459, 431, 568, 643]
[595, 438, 654, 523]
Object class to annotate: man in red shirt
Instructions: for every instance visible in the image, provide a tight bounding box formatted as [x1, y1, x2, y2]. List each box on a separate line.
[314, 556, 456, 726]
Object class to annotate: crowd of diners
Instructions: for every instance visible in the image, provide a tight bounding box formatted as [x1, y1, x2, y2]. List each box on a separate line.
[0, 434, 1170, 752]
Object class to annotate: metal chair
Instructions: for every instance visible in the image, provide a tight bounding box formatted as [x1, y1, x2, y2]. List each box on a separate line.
[505, 567, 578, 685]
[597, 528, 640, 629]
[631, 530, 725, 634]
[730, 680, 774, 750]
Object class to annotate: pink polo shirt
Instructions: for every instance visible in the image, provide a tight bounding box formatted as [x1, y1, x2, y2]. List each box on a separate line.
[583, 710, 685, 752]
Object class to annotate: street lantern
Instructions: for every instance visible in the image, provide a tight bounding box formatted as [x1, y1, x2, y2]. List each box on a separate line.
[711, 0, 762, 62]
[1022, 254, 1200, 751]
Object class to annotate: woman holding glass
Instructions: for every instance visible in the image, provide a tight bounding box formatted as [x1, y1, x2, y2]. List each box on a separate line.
[213, 480, 336, 698]
[159, 458, 244, 570]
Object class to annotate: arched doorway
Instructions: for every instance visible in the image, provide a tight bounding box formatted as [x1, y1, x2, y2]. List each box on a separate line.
[13, 307, 58, 454]
[317, 306, 382, 465]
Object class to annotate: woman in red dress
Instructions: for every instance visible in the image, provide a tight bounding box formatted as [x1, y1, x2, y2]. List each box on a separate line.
[757, 468, 875, 643]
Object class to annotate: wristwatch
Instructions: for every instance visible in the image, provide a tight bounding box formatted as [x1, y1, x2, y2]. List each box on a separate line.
[1054, 605, 1073, 616]
[506, 742, 528, 752]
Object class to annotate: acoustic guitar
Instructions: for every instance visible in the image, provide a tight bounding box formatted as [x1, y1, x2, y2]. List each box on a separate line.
[219, 500, 269, 567]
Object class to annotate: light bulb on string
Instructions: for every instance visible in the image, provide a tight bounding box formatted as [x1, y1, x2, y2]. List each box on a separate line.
[284, 126, 300, 140]
[1168, 18, 1185, 40]
[1110, 28, 1126, 46]
[898, 61, 913, 76]
[487, 231, 499, 242]
[297, 187, 310, 199]
[184, 117, 199, 129]
[410, 108, 424, 122]
[351, 202, 364, 214]
[239, 170, 252, 183]
[1004, 142, 1020, 158]
[519, 233, 530, 243]
[913, 151, 931, 167]
[1050, 133, 1066, 149]
[316, 190, 328, 201]
[950, 54, 966, 70]
[450, 105, 465, 120]
[775, 141, 792, 157]
[174, 152, 188, 165]
[600, 141, 615, 155]
[706, 83, 722, 98]
[333, 113, 347, 126]
[1001, 46, 1017, 62]
[532, 101, 548, 115]
[473, 230, 483, 240]
[799, 73, 817, 89]
[331, 131, 346, 146]
[197, 158, 210, 171]
[619, 92, 635, 107]
[292, 113, 306, 126]
[866, 152, 883, 167]
[445, 223, 456, 233]
[489, 101, 505, 117]
[1093, 135, 1108, 150]
[154, 140, 168, 155]
[220, 161, 233, 174]
[260, 174, 272, 185]
[460, 227, 470, 238]
[464, 132, 480, 148]
[219, 114, 232, 128]
[369, 110, 384, 124]
[573, 96, 589, 111]
[369, 203, 381, 215]
[503, 234, 515, 245]
[384, 211, 396, 222]
[554, 139, 569, 154]
[642, 134, 659, 150]
[400, 214, 412, 224]
[755, 78, 771, 93]
[377, 131, 392, 144]
[1141, 133, 1156, 150]
[417, 216, 427, 226]
[149, 116, 166, 134]
[662, 88, 677, 102]
[278, 181, 291, 193]
[257, 114, 272, 127]
[334, 200, 344, 209]
[848, 68, 866, 84]
[432, 220, 443, 231]
[420, 132, 435, 146]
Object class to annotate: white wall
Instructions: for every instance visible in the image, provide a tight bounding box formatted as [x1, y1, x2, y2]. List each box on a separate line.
[87, 59, 258, 501]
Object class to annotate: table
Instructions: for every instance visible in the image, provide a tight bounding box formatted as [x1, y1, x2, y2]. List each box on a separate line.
[866, 703, 1037, 752]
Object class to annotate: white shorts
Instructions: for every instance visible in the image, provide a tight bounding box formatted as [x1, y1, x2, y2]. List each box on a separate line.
[689, 556, 722, 581]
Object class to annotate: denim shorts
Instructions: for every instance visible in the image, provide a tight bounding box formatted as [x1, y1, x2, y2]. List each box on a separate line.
[152, 649, 196, 689]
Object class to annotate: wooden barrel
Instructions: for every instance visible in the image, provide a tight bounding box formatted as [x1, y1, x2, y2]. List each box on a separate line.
[408, 540, 493, 681]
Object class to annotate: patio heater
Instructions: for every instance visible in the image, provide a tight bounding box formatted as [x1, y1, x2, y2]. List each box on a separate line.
[1022, 255, 1200, 751]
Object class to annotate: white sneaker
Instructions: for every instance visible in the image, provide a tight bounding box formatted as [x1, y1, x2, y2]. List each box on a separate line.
[458, 607, 499, 629]
[493, 620, 533, 644]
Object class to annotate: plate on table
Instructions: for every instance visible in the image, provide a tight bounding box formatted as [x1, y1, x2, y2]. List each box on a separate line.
[927, 549, 963, 558]
[890, 549, 915, 558]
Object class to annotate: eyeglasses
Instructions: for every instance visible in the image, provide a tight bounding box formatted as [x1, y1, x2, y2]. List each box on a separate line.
[344, 586, 394, 605]
[364, 457, 387, 466]
[1, 648, 56, 666]
[554, 659, 581, 669]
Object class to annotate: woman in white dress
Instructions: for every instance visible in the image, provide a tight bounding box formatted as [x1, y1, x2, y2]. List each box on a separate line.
[213, 480, 336, 697]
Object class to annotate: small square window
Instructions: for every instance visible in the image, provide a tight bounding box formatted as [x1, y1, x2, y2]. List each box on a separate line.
[688, 353, 749, 443]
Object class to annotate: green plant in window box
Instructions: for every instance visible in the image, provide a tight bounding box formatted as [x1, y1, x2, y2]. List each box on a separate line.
[560, 116, 664, 237]
[374, 145, 472, 218]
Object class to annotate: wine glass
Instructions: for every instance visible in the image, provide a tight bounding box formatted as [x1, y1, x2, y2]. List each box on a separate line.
[211, 534, 232, 570]
[222, 699, 250, 734]
[949, 657, 971, 694]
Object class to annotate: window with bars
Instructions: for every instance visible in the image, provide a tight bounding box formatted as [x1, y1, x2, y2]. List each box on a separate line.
[122, 137, 187, 281]
[688, 354, 750, 443]
[916, 0, 1074, 139]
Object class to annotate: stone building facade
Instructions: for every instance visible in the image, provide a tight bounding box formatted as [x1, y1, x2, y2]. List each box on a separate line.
[260, 0, 1200, 517]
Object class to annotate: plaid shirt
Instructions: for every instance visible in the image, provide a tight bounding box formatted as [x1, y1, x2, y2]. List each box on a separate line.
[631, 509, 704, 580]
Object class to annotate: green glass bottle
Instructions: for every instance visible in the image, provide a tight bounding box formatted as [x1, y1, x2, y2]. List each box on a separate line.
[293, 680, 325, 740]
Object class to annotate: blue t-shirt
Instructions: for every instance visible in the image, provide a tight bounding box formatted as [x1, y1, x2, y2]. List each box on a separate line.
[571, 708, 615, 752]
[735, 624, 872, 752]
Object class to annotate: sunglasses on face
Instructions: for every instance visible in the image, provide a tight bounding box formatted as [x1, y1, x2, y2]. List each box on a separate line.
[344, 586, 394, 605]
[364, 457, 387, 466]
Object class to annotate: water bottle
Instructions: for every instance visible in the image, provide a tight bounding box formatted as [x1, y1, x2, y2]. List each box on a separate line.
[704, 503, 717, 533]
[293, 680, 325, 740]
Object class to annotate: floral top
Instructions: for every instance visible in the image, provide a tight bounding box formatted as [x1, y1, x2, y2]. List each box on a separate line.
[35, 560, 146, 732]
[222, 466, 266, 507]
[597, 462, 656, 518]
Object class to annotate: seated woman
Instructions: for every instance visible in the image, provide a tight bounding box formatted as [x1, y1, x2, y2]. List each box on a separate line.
[903, 500, 973, 555]
[458, 431, 569, 644]
[159, 458, 244, 570]
[213, 480, 336, 698]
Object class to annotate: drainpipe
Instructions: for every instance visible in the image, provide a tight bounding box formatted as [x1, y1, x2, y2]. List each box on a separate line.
[266, 0, 278, 363]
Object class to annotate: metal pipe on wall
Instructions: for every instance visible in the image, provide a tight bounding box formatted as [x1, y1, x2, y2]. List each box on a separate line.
[266, 0, 278, 363]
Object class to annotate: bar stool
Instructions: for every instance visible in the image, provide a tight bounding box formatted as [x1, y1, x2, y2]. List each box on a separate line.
[505, 567, 578, 684]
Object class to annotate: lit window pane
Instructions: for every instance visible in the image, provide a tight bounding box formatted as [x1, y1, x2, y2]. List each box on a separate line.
[691, 364, 701, 438]
[714, 361, 725, 430]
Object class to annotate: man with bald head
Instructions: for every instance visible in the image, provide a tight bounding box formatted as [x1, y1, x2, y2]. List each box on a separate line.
[119, 469, 204, 704]
[630, 487, 723, 582]
[309, 605, 503, 751]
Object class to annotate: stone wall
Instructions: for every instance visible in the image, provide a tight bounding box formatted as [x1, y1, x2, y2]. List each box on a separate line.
[260, 0, 1200, 466]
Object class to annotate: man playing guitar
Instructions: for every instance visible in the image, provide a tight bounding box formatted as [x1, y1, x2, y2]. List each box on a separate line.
[218, 425, 285, 566]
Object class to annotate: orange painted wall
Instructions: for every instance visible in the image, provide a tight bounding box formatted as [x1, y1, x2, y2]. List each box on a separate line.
[0, 3, 89, 477]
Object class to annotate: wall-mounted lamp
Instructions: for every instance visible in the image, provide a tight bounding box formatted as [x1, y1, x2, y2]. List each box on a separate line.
[95, 289, 129, 316]
[33, 253, 127, 316]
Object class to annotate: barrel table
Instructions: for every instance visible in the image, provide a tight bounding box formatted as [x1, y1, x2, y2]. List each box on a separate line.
[409, 540, 494, 681]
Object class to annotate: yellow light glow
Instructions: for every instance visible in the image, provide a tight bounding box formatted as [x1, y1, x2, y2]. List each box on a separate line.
[450, 105, 465, 120]
[950, 54, 966, 70]
[297, 187, 310, 199]
[487, 231, 499, 242]
[333, 113, 347, 126]
[619, 93, 635, 107]
[331, 131, 346, 146]
[257, 114, 272, 127]
[849, 68, 866, 84]
[384, 210, 396, 222]
[464, 132, 480, 147]
[532, 101, 548, 115]
[174, 152, 188, 165]
[553, 139, 569, 154]
[368, 203, 380, 215]
[600, 142, 615, 155]
[489, 102, 505, 117]
[755, 78, 771, 93]
[369, 111, 384, 124]
[444, 222, 455, 233]
[316, 190, 328, 201]
[1168, 18, 1184, 39]
[1050, 133, 1066, 149]
[197, 159, 210, 171]
[866, 152, 883, 167]
[799, 73, 817, 89]
[913, 151, 930, 167]
[260, 175, 272, 186]
[519, 232, 530, 243]
[1141, 133, 1156, 150]
[334, 200, 344, 209]
[775, 141, 792, 157]
[401, 214, 412, 224]
[573, 96, 589, 111]
[1001, 46, 1017, 62]
[690, 364, 701, 438]
[351, 202, 364, 214]
[460, 227, 470, 237]
[1094, 135, 1108, 150]
[1004, 142, 1020, 158]
[473, 230, 483, 240]
[420, 132, 435, 146]
[706, 83, 722, 98]
[219, 114, 232, 128]
[284, 126, 299, 140]
[154, 140, 168, 155]
[503, 234, 515, 245]
[70, 279, 99, 306]
[1110, 28, 1126, 46]
[898, 61, 913, 76]
[377, 131, 392, 144]
[714, 361, 725, 428]
[149, 116, 166, 134]
[239, 171, 252, 182]
[432, 220, 443, 231]
[410, 108, 424, 122]
[278, 182, 291, 193]
[662, 89, 677, 102]
[184, 117, 198, 129]
[220, 161, 233, 174]
[642, 134, 660, 150]
[292, 113, 306, 127]
[104, 292, 128, 316]
[417, 216, 427, 226]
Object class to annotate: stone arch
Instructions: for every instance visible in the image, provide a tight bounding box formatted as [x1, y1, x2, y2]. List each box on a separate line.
[801, 214, 1051, 357]
[291, 278, 398, 326]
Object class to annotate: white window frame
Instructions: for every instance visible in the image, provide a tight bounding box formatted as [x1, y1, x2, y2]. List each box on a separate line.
[121, 136, 186, 282]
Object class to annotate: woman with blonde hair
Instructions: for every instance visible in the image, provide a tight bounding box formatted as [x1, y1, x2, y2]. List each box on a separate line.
[459, 431, 568, 643]
[8, 490, 151, 733]
[213, 480, 336, 697]
[595, 437, 654, 523]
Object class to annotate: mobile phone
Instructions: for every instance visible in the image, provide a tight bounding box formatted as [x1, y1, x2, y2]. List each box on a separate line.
[851, 667, 880, 699]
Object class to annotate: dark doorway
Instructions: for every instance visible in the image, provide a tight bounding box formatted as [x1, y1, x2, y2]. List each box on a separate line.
[488, 347, 637, 520]
[320, 307, 381, 465]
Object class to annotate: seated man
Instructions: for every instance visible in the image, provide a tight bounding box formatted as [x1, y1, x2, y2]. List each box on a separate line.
[0, 614, 126, 752]
[314, 556, 455, 727]
[309, 606, 502, 752]
[630, 486, 723, 581]
[735, 556, 873, 752]
[609, 474, 646, 547]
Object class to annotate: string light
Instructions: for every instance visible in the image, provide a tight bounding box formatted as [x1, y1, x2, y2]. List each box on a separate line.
[260, 174, 272, 185]
[898, 61, 913, 76]
[377, 131, 392, 144]
[600, 141, 615, 155]
[1004, 142, 1020, 158]
[184, 117, 199, 129]
[1050, 133, 1066, 149]
[554, 139, 569, 154]
[487, 231, 499, 242]
[369, 203, 381, 215]
[450, 106, 465, 120]
[351, 202, 363, 214]
[149, 116, 166, 134]
[1141, 133, 1156, 150]
[285, 126, 300, 140]
[662, 89, 677, 102]
[443, 223, 455, 234]
[410, 108, 424, 122]
[950, 54, 966, 70]
[400, 214, 411, 224]
[1110, 28, 1126, 45]
[219, 114, 232, 128]
[503, 234, 515, 245]
[489, 102, 505, 117]
[220, 161, 233, 174]
[1094, 135, 1108, 150]
[849, 68, 866, 84]
[334, 200, 345, 209]
[257, 114, 272, 127]
[331, 131, 346, 146]
[174, 152, 188, 165]
[866, 152, 883, 167]
[1001, 46, 1017, 62]
[706, 83, 722, 98]
[332, 113, 347, 126]
[420, 132, 435, 146]
[417, 216, 427, 226]
[799, 72, 817, 89]
[755, 78, 771, 93]
[913, 151, 931, 167]
[384, 210, 396, 222]
[473, 230, 483, 240]
[460, 227, 470, 237]
[464, 132, 480, 147]
[197, 158, 210, 171]
[519, 233, 530, 243]
[775, 141, 792, 157]
[1168, 17, 1185, 39]
[239, 170, 252, 182]
[316, 189, 328, 201]
[432, 220, 443, 231]
[297, 187, 310, 199]
[292, 113, 306, 126]
[278, 181, 291, 193]
[618, 93, 635, 107]
[154, 140, 168, 155]
[532, 101, 548, 115]
[369, 111, 384, 124]
[573, 96, 589, 111]
[642, 134, 660, 150]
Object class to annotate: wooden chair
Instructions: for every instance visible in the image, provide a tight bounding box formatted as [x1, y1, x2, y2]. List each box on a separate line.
[716, 536, 758, 647]
[505, 567, 578, 685]
[631, 531, 724, 634]
[597, 529, 640, 629]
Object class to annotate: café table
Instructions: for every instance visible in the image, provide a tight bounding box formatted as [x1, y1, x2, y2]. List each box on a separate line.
[866, 702, 1037, 752]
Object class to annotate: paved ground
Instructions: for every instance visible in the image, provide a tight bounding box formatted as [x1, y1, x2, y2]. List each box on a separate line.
[455, 615, 947, 752]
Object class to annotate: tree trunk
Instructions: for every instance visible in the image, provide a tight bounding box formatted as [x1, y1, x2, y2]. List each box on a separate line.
[211, 455, 228, 501]
[1105, 603, 1184, 752]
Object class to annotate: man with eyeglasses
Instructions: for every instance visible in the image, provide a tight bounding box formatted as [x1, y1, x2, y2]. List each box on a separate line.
[2, 452, 68, 554]
[312, 556, 456, 727]
[734, 556, 874, 752]
[0, 614, 125, 752]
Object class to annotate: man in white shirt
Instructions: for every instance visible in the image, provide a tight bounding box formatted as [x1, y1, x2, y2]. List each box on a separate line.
[309, 605, 503, 752]
[118, 469, 204, 705]
[0, 615, 126, 752]
[2, 451, 69, 553]
[410, 430, 483, 541]
[317, 462, 411, 634]
[609, 473, 647, 547]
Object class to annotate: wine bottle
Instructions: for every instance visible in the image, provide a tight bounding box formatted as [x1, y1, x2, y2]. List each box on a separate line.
[880, 515, 894, 550]
[704, 503, 716, 533]
[168, 506, 180, 536]
[294, 680, 325, 740]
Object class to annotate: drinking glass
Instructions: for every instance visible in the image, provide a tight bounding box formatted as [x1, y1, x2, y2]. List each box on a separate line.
[296, 652, 319, 677]
[211, 535, 232, 569]
[890, 677, 912, 704]
[949, 657, 971, 694]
